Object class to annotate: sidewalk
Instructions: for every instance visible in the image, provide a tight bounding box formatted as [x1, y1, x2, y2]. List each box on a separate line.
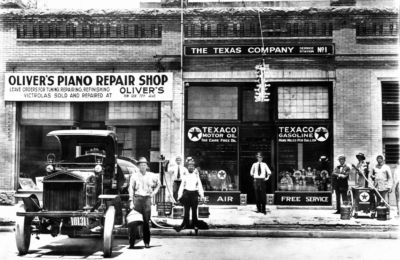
[2, 204, 399, 239]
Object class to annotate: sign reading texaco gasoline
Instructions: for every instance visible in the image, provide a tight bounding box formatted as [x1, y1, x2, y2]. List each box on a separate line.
[187, 126, 237, 143]
[278, 126, 329, 143]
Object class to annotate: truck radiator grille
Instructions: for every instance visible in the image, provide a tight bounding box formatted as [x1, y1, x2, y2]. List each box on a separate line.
[43, 183, 84, 211]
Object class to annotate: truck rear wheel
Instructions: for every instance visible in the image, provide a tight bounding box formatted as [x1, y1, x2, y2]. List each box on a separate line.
[15, 204, 32, 255]
[103, 206, 115, 258]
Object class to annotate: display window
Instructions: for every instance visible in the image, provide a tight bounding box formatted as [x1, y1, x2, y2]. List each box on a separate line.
[19, 125, 69, 191]
[277, 140, 331, 192]
[185, 125, 239, 192]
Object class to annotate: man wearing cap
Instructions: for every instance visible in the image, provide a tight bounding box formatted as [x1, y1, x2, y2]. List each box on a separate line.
[372, 155, 392, 206]
[332, 155, 350, 214]
[178, 160, 204, 231]
[167, 156, 188, 202]
[355, 153, 368, 188]
[250, 152, 272, 214]
[128, 157, 161, 249]
[392, 160, 400, 216]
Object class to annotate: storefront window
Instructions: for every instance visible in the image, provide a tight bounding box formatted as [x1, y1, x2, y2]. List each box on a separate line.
[187, 87, 238, 120]
[185, 125, 238, 192]
[19, 125, 69, 191]
[278, 86, 329, 119]
[277, 126, 331, 193]
[242, 89, 269, 121]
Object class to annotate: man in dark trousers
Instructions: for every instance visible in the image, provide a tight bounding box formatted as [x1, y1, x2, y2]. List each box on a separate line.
[332, 155, 350, 214]
[177, 160, 204, 231]
[250, 152, 272, 214]
[128, 157, 160, 249]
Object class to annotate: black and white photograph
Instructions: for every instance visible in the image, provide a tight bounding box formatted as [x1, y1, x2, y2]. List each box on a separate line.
[0, 0, 399, 259]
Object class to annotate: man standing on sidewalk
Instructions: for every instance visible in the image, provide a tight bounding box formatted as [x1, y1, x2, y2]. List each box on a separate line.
[355, 153, 368, 188]
[250, 152, 272, 215]
[128, 157, 161, 249]
[392, 160, 400, 216]
[178, 160, 204, 231]
[372, 155, 392, 206]
[167, 156, 188, 202]
[332, 155, 350, 214]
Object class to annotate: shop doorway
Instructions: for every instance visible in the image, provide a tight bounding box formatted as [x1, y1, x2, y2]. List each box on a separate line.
[240, 126, 272, 204]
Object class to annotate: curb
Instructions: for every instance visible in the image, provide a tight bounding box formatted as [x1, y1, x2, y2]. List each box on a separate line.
[152, 228, 399, 239]
[0, 226, 14, 232]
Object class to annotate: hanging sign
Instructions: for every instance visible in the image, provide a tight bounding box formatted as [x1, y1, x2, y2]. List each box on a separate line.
[4, 73, 173, 101]
[184, 45, 334, 56]
[278, 126, 329, 143]
[187, 126, 238, 143]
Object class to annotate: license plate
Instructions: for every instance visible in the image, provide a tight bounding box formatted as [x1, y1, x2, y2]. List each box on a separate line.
[70, 217, 89, 226]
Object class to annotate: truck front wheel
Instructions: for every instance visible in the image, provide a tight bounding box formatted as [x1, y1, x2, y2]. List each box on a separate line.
[103, 206, 115, 258]
[15, 204, 33, 255]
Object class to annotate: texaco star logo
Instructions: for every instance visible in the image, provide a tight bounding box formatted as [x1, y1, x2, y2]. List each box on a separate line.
[188, 127, 202, 142]
[359, 192, 370, 202]
[314, 127, 329, 142]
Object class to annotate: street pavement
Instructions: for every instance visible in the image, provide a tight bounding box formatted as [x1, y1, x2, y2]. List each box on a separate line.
[0, 232, 399, 260]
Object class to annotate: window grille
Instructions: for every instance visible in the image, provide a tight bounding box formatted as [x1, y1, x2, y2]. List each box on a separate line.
[382, 81, 400, 121]
[384, 144, 400, 164]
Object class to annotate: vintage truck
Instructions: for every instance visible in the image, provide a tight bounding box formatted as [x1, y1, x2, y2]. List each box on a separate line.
[15, 130, 139, 257]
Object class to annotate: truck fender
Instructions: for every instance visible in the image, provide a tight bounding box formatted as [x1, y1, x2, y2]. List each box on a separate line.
[99, 195, 122, 224]
[14, 194, 41, 212]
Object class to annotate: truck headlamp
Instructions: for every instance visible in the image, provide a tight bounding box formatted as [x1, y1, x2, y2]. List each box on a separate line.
[46, 165, 54, 173]
[94, 165, 102, 173]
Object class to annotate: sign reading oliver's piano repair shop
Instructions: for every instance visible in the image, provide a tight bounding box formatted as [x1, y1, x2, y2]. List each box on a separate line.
[278, 126, 329, 143]
[187, 126, 238, 143]
[4, 73, 173, 101]
[275, 192, 332, 206]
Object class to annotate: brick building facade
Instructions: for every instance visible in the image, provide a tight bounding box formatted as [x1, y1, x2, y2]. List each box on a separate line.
[0, 1, 398, 206]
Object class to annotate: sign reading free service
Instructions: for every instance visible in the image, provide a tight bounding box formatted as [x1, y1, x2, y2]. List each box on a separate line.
[4, 73, 173, 101]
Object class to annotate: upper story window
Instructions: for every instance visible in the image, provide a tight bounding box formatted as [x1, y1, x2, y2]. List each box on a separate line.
[278, 86, 329, 119]
[382, 82, 400, 121]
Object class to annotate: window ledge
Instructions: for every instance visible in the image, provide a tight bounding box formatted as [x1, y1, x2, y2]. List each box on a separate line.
[356, 36, 398, 39]
[185, 37, 333, 41]
[383, 121, 400, 126]
[17, 38, 162, 42]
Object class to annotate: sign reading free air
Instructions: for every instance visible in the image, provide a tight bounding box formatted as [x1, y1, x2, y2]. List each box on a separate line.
[4, 73, 173, 101]
[184, 45, 334, 56]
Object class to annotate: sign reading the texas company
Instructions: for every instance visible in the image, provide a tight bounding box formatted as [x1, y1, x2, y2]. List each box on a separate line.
[4, 73, 173, 101]
[184, 45, 334, 56]
[187, 126, 238, 143]
[278, 126, 329, 143]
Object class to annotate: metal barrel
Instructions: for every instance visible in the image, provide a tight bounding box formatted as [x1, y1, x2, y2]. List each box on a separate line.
[172, 205, 184, 219]
[340, 204, 352, 220]
[376, 205, 389, 221]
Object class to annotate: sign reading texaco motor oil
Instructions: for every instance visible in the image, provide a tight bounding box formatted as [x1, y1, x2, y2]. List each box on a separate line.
[187, 126, 237, 143]
[278, 126, 329, 143]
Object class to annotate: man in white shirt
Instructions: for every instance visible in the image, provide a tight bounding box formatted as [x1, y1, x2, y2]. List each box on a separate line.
[128, 157, 160, 249]
[177, 160, 204, 231]
[168, 156, 188, 202]
[250, 152, 272, 214]
[392, 159, 400, 216]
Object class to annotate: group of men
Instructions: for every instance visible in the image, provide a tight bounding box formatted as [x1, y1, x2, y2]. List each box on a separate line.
[127, 156, 204, 249]
[126, 152, 400, 249]
[331, 153, 399, 216]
